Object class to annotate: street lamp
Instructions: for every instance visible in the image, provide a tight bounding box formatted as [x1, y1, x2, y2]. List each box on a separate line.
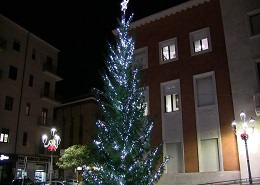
[42, 128, 61, 184]
[231, 111, 256, 184]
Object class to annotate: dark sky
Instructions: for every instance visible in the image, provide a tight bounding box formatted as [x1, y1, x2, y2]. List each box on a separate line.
[0, 0, 188, 100]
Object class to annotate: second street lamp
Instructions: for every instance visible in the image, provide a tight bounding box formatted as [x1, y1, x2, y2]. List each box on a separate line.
[42, 128, 61, 184]
[231, 111, 256, 185]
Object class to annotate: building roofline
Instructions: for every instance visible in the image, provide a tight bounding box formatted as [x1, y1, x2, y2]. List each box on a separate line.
[0, 14, 60, 52]
[112, 0, 211, 35]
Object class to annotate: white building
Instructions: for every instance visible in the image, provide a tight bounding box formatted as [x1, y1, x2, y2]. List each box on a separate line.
[0, 14, 62, 184]
[220, 0, 260, 182]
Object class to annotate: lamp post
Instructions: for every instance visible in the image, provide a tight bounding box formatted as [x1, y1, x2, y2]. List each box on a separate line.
[231, 111, 256, 185]
[42, 128, 61, 184]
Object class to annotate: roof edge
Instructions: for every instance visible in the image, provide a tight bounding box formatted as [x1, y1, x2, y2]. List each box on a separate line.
[112, 0, 211, 35]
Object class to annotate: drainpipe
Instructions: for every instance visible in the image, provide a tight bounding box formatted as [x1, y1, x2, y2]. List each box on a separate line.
[14, 32, 30, 154]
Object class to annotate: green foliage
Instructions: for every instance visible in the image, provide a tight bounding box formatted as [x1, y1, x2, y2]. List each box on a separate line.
[56, 145, 92, 169]
[82, 10, 169, 185]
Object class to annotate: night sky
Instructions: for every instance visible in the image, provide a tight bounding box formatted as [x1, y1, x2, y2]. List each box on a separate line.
[0, 0, 188, 100]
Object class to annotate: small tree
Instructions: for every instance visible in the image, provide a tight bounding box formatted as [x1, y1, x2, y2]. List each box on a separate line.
[57, 145, 92, 169]
[82, 1, 169, 184]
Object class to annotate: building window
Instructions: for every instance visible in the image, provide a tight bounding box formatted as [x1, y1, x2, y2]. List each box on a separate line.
[133, 47, 148, 69]
[247, 8, 260, 37]
[39, 139, 45, 154]
[44, 81, 50, 97]
[195, 73, 215, 107]
[79, 115, 83, 145]
[29, 75, 34, 87]
[166, 142, 182, 173]
[70, 117, 74, 146]
[190, 27, 212, 56]
[13, 39, 21, 52]
[0, 36, 7, 52]
[32, 48, 36, 60]
[5, 96, 13, 111]
[25, 103, 30, 115]
[23, 132, 27, 146]
[162, 81, 180, 113]
[159, 38, 178, 64]
[200, 138, 220, 172]
[137, 86, 149, 116]
[9, 65, 18, 80]
[46, 56, 53, 70]
[254, 58, 260, 92]
[41, 108, 48, 125]
[165, 93, 179, 113]
[0, 128, 9, 143]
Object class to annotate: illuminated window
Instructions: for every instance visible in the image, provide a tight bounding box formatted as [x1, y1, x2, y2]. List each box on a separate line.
[165, 93, 179, 113]
[162, 81, 180, 113]
[0, 128, 9, 143]
[194, 38, 209, 52]
[159, 38, 178, 64]
[25, 103, 30, 115]
[137, 86, 149, 116]
[190, 27, 212, 56]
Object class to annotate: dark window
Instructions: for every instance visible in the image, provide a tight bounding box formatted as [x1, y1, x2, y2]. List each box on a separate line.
[39, 139, 45, 154]
[13, 39, 21, 52]
[257, 63, 260, 82]
[9, 65, 18, 80]
[0, 37, 7, 51]
[70, 117, 74, 146]
[41, 108, 48, 125]
[25, 103, 30, 115]
[44, 81, 50, 97]
[32, 48, 36, 60]
[29, 75, 33, 87]
[79, 115, 83, 145]
[23, 132, 27, 146]
[5, 96, 13, 111]
[0, 128, 9, 143]
[46, 56, 53, 71]
[249, 13, 260, 35]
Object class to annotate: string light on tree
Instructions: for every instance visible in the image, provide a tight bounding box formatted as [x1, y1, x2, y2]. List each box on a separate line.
[82, 0, 169, 184]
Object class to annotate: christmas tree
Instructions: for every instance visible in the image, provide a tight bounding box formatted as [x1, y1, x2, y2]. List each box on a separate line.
[82, 1, 169, 184]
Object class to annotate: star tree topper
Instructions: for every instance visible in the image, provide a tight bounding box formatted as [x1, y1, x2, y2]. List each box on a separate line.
[121, 0, 129, 12]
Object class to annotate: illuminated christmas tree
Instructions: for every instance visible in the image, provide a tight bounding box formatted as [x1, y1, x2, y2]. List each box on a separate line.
[82, 1, 169, 184]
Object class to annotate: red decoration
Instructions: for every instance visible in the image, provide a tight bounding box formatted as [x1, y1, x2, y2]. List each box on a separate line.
[240, 132, 248, 140]
[48, 145, 57, 151]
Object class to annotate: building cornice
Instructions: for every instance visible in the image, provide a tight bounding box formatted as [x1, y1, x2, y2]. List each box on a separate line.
[113, 0, 211, 35]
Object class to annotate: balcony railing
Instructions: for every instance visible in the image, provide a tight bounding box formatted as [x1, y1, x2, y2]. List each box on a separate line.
[42, 63, 63, 81]
[40, 89, 62, 105]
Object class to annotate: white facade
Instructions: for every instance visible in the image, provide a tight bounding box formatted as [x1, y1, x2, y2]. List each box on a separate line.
[220, 0, 260, 181]
[0, 14, 62, 183]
